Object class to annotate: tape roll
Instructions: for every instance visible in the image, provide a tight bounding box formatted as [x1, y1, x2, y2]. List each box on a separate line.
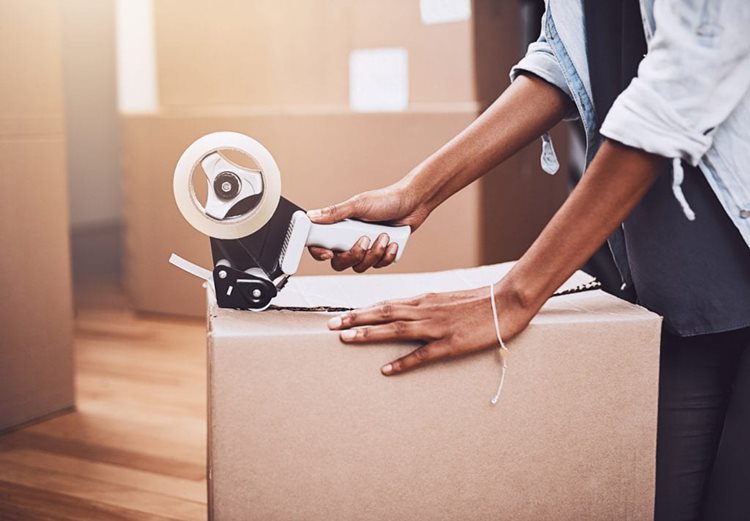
[173, 132, 282, 239]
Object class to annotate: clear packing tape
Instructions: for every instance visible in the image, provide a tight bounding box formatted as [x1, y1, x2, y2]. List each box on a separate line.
[173, 132, 282, 240]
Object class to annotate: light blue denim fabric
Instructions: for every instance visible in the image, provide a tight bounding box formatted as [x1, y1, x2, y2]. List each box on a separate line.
[510, 0, 750, 286]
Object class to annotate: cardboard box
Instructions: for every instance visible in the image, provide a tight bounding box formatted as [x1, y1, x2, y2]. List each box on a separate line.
[0, 0, 75, 431]
[153, 0, 511, 110]
[207, 262, 662, 520]
[0, 0, 65, 127]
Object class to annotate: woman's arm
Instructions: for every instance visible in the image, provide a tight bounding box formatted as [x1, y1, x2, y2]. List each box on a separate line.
[403, 73, 571, 213]
[330, 139, 665, 375]
[306, 74, 572, 272]
[494, 140, 664, 326]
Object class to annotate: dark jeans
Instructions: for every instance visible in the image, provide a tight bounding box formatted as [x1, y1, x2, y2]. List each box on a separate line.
[655, 327, 750, 521]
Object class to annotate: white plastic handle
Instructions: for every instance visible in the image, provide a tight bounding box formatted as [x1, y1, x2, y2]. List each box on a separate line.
[306, 220, 410, 261]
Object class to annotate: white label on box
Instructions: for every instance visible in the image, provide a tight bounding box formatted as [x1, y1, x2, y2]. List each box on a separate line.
[420, 0, 471, 25]
[349, 48, 409, 112]
[115, 0, 158, 113]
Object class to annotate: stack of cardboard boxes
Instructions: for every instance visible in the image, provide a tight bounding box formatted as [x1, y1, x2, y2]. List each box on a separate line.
[0, 0, 74, 431]
[122, 0, 569, 316]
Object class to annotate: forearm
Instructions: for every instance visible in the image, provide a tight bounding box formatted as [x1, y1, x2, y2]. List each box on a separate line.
[405, 74, 572, 212]
[499, 140, 665, 313]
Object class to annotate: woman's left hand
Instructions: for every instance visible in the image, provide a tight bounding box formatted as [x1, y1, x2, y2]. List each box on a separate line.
[327, 283, 535, 375]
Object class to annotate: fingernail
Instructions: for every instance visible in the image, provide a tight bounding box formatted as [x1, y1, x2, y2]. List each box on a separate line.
[360, 237, 371, 249]
[340, 330, 357, 341]
[307, 209, 322, 219]
[321, 251, 333, 260]
[381, 363, 393, 375]
[327, 315, 342, 329]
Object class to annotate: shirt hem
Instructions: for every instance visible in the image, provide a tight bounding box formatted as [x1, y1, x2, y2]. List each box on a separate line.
[663, 319, 750, 338]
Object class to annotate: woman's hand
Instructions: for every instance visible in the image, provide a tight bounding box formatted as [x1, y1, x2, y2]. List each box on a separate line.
[306, 182, 431, 272]
[326, 281, 535, 375]
[306, 76, 572, 274]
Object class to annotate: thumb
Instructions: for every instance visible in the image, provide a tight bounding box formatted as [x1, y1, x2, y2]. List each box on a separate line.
[307, 196, 361, 224]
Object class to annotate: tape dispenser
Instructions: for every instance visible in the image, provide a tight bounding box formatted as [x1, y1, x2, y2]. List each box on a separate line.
[170, 132, 411, 311]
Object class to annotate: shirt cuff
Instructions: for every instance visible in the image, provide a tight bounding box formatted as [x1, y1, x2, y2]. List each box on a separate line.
[600, 77, 713, 166]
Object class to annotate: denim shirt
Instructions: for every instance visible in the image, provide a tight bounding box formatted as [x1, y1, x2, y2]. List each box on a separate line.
[510, 0, 750, 287]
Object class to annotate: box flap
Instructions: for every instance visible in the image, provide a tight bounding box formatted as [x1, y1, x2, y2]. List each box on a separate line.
[208, 262, 659, 337]
[272, 262, 590, 309]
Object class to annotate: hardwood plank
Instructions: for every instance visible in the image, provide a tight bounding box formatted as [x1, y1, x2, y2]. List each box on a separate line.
[0, 285, 211, 518]
[0, 480, 178, 521]
[73, 395, 206, 433]
[0, 449, 207, 503]
[0, 431, 205, 481]
[0, 460, 206, 520]
[25, 414, 205, 465]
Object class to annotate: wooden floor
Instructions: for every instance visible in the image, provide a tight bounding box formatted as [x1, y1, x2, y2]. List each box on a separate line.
[0, 282, 208, 520]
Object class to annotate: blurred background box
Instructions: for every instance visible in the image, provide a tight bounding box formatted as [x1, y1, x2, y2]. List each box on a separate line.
[154, 0, 498, 109]
[0, 0, 75, 431]
[207, 263, 661, 520]
[122, 0, 569, 317]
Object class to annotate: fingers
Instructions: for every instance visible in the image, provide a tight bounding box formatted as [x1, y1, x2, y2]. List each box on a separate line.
[310, 234, 397, 272]
[308, 246, 333, 261]
[336, 320, 433, 344]
[328, 302, 420, 330]
[374, 242, 398, 269]
[307, 195, 361, 224]
[330, 236, 370, 271]
[325, 292, 456, 375]
[381, 342, 450, 375]
[353, 233, 389, 273]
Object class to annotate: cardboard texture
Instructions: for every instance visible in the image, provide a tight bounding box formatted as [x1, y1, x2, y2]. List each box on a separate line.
[208, 263, 662, 520]
[153, 0, 513, 110]
[0, 0, 75, 431]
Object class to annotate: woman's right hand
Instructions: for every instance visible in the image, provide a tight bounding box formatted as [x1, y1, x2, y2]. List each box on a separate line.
[306, 183, 431, 272]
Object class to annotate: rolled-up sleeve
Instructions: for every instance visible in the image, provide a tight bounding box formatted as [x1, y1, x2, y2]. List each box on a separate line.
[509, 16, 577, 175]
[600, 0, 750, 165]
[510, 32, 573, 101]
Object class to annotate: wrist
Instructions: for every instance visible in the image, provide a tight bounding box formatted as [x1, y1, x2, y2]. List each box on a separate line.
[401, 156, 457, 214]
[398, 163, 438, 214]
[493, 272, 544, 318]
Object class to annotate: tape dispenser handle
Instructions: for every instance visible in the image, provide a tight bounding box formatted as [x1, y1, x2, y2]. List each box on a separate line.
[307, 219, 410, 261]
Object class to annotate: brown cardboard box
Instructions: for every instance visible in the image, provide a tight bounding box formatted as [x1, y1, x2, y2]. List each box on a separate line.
[153, 0, 511, 109]
[0, 0, 75, 431]
[207, 262, 661, 520]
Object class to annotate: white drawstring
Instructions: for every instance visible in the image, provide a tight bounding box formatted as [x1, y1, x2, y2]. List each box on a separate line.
[672, 158, 696, 221]
[489, 282, 509, 405]
[540, 133, 560, 175]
